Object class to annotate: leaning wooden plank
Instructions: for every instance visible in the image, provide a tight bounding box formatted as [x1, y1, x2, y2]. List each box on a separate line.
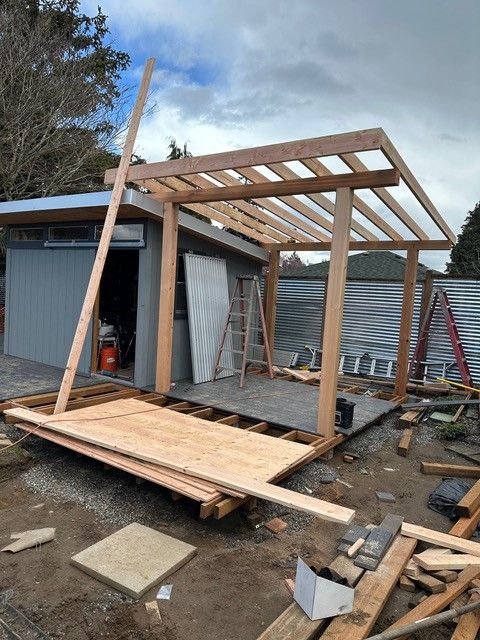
[53, 58, 155, 414]
[401, 522, 480, 557]
[456, 480, 480, 518]
[383, 565, 480, 636]
[317, 536, 416, 640]
[449, 505, 480, 539]
[7, 403, 354, 524]
[413, 550, 480, 571]
[421, 462, 480, 479]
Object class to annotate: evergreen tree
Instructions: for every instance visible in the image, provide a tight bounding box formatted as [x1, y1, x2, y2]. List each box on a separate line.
[446, 202, 480, 277]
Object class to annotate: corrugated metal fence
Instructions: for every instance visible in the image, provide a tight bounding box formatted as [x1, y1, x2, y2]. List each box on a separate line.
[273, 277, 480, 384]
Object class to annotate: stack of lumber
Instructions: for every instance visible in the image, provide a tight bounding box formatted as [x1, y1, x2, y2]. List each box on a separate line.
[6, 398, 354, 524]
[257, 521, 480, 640]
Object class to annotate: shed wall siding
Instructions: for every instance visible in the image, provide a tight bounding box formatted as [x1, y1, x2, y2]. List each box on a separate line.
[4, 248, 94, 374]
[135, 219, 263, 388]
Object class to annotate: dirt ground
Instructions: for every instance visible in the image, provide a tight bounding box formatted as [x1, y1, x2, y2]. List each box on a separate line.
[0, 410, 478, 640]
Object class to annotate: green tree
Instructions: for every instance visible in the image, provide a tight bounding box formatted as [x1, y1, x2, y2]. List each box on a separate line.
[446, 202, 480, 277]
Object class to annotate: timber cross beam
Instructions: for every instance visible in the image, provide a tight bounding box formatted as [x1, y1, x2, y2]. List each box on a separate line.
[148, 169, 400, 204]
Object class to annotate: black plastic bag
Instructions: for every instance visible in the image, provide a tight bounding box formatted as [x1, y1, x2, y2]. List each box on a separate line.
[428, 477, 471, 520]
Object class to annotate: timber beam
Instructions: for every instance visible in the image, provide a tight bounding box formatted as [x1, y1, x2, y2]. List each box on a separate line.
[264, 239, 453, 252]
[137, 169, 400, 205]
[105, 127, 384, 183]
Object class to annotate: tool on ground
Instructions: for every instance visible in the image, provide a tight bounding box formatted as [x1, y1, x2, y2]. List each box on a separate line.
[437, 377, 480, 394]
[213, 275, 273, 387]
[364, 591, 480, 640]
[409, 288, 473, 387]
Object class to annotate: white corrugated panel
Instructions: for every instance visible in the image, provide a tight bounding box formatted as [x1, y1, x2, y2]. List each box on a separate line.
[184, 254, 234, 383]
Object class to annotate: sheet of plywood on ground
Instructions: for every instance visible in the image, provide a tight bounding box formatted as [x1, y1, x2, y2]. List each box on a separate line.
[15, 422, 224, 502]
[6, 400, 354, 523]
[9, 398, 313, 480]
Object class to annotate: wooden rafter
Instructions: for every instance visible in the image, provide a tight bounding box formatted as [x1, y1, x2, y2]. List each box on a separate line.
[167, 173, 293, 242]
[340, 152, 429, 240]
[207, 170, 321, 242]
[300, 157, 403, 241]
[380, 131, 456, 243]
[236, 165, 342, 241]
[141, 178, 279, 244]
[266, 161, 379, 241]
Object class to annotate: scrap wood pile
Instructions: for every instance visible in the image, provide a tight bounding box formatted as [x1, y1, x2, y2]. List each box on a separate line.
[4, 397, 355, 525]
[258, 520, 480, 640]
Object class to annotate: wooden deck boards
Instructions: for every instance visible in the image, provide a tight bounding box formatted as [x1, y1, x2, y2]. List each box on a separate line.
[168, 374, 396, 435]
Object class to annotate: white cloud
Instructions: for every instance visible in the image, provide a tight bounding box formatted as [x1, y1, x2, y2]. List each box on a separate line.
[83, 0, 480, 268]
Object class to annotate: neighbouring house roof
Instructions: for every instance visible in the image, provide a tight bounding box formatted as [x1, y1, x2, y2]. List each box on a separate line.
[281, 251, 442, 281]
[0, 189, 268, 263]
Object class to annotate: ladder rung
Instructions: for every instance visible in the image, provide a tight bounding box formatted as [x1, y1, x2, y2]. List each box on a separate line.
[229, 330, 246, 335]
[219, 349, 245, 355]
[230, 311, 259, 316]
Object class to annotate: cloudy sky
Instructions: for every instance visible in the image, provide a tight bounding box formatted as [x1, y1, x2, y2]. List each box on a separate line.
[82, 0, 479, 271]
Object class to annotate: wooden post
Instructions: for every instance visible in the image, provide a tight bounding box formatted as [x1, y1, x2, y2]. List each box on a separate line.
[317, 187, 353, 437]
[54, 57, 155, 414]
[264, 250, 280, 361]
[155, 202, 179, 392]
[394, 247, 419, 396]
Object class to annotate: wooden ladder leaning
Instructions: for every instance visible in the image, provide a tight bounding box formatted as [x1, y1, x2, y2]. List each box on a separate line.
[213, 275, 274, 388]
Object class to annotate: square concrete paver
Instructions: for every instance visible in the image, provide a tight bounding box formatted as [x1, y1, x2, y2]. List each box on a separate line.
[71, 523, 197, 598]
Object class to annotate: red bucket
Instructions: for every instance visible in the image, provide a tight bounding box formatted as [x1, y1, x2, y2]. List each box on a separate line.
[100, 346, 119, 373]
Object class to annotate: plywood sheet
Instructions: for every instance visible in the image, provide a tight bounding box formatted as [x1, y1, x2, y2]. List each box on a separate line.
[9, 398, 312, 482]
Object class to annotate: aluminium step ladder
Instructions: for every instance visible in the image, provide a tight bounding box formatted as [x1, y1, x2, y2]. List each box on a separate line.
[213, 275, 274, 387]
[409, 288, 473, 387]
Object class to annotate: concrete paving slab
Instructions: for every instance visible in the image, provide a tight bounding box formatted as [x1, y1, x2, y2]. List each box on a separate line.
[71, 523, 197, 598]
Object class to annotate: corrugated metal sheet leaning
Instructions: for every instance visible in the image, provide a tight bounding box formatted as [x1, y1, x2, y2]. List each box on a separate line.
[271, 277, 480, 384]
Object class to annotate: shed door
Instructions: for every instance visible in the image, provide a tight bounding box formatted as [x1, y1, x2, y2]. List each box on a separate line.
[5, 248, 95, 374]
[184, 254, 234, 384]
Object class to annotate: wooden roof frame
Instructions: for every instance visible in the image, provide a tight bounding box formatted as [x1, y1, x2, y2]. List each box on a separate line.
[104, 127, 456, 441]
[105, 127, 456, 248]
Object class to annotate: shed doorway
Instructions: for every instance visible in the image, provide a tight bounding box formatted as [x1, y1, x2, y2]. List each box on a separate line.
[94, 249, 139, 382]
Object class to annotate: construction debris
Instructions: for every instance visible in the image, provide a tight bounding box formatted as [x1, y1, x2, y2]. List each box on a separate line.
[264, 517, 288, 533]
[375, 491, 396, 503]
[2, 528, 56, 553]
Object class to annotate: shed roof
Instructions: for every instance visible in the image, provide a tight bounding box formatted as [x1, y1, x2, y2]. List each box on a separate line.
[281, 251, 441, 281]
[0, 189, 268, 263]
